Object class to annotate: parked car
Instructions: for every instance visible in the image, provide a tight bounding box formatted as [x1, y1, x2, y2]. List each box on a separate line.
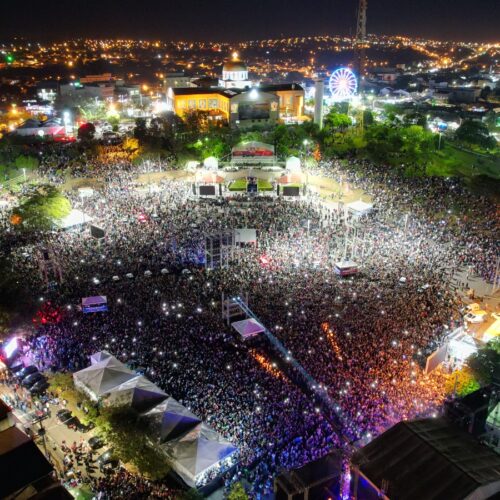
[56, 409, 73, 424]
[17, 365, 38, 380]
[97, 449, 119, 472]
[88, 435, 105, 450]
[73, 418, 94, 433]
[464, 311, 487, 324]
[9, 363, 25, 374]
[21, 372, 45, 388]
[29, 380, 49, 395]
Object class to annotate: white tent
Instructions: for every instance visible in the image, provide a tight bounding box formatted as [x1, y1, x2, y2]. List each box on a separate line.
[73, 357, 137, 401]
[55, 209, 92, 230]
[285, 156, 301, 172]
[90, 350, 114, 365]
[162, 423, 237, 487]
[231, 318, 265, 340]
[103, 376, 168, 412]
[203, 156, 218, 171]
[142, 397, 201, 443]
[346, 200, 373, 217]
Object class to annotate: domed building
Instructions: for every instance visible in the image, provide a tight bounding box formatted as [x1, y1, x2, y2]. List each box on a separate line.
[219, 52, 252, 89]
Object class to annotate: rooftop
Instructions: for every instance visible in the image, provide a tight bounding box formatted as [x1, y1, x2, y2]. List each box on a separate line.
[352, 418, 500, 500]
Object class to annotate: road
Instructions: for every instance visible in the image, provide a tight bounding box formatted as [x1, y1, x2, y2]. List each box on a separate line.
[0, 378, 103, 487]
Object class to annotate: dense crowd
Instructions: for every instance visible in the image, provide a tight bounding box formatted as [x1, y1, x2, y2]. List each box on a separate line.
[1, 148, 498, 497]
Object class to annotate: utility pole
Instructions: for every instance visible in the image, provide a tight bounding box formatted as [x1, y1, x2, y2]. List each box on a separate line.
[355, 0, 368, 91]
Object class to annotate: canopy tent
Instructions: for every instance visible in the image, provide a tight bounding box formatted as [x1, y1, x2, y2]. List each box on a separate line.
[277, 173, 303, 185]
[55, 209, 92, 230]
[196, 171, 225, 184]
[90, 350, 114, 365]
[346, 200, 373, 217]
[142, 397, 201, 443]
[162, 423, 237, 487]
[73, 357, 136, 401]
[285, 156, 301, 172]
[231, 318, 265, 340]
[103, 375, 168, 412]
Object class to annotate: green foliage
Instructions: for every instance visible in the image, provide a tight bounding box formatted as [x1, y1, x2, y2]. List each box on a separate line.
[189, 134, 230, 160]
[12, 185, 71, 230]
[227, 482, 249, 500]
[272, 124, 315, 158]
[445, 368, 481, 397]
[456, 120, 497, 150]
[180, 489, 204, 500]
[323, 111, 352, 132]
[467, 339, 500, 385]
[14, 155, 38, 171]
[46, 372, 99, 423]
[96, 406, 171, 480]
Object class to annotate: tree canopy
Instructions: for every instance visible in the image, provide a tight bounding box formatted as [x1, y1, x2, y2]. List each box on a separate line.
[455, 120, 497, 149]
[12, 185, 71, 230]
[467, 339, 500, 385]
[96, 406, 171, 480]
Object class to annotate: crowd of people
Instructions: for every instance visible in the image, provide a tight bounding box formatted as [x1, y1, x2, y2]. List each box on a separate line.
[0, 145, 498, 498]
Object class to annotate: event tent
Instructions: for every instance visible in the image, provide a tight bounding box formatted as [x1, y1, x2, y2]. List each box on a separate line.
[103, 376, 168, 412]
[231, 318, 265, 340]
[142, 397, 201, 443]
[73, 357, 136, 401]
[346, 200, 373, 217]
[162, 423, 237, 487]
[90, 350, 114, 365]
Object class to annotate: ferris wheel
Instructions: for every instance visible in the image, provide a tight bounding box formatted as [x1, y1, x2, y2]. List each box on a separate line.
[329, 68, 358, 100]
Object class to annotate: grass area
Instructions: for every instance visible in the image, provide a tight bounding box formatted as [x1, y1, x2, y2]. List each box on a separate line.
[257, 179, 273, 191]
[228, 178, 274, 191]
[284, 183, 303, 188]
[228, 178, 247, 191]
[426, 144, 500, 180]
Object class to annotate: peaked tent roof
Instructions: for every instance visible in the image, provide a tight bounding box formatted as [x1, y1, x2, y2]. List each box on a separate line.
[142, 397, 201, 442]
[103, 376, 168, 412]
[232, 318, 265, 340]
[90, 350, 114, 365]
[162, 423, 237, 487]
[352, 418, 500, 500]
[73, 357, 136, 399]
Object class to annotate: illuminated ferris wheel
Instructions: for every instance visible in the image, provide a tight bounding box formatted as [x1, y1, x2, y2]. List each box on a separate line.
[329, 68, 358, 100]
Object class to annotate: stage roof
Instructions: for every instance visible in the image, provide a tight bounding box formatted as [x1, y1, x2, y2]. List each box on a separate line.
[232, 318, 265, 340]
[352, 418, 500, 500]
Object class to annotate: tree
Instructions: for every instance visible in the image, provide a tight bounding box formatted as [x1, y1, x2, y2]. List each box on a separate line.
[134, 118, 148, 142]
[467, 339, 500, 385]
[455, 120, 497, 149]
[78, 122, 96, 142]
[227, 482, 249, 500]
[183, 110, 211, 134]
[12, 185, 71, 230]
[445, 368, 480, 397]
[14, 155, 39, 171]
[323, 111, 352, 132]
[97, 406, 171, 480]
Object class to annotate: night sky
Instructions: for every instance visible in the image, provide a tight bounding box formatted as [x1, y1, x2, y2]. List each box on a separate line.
[1, 0, 498, 42]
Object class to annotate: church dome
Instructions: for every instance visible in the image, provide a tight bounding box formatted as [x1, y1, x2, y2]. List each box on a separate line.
[223, 61, 247, 73]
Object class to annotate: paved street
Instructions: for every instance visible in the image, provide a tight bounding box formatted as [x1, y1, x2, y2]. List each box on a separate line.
[0, 377, 103, 489]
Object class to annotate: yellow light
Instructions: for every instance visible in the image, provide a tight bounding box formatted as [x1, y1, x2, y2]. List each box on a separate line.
[142, 84, 149, 91]
[232, 51, 239, 61]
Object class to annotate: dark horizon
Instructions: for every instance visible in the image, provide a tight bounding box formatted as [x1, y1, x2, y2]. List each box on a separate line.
[1, 0, 499, 43]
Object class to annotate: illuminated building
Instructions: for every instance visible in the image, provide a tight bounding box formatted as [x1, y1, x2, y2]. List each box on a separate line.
[219, 52, 252, 89]
[167, 53, 304, 128]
